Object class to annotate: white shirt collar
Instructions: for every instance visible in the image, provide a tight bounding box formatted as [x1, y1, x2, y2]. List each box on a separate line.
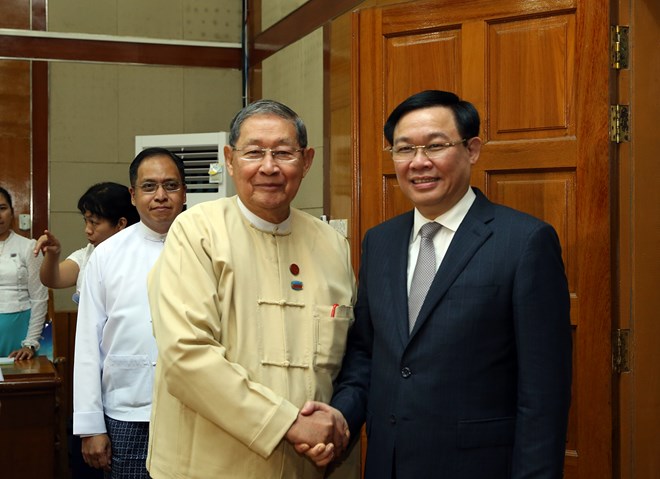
[412, 187, 476, 240]
[137, 221, 168, 243]
[236, 196, 292, 235]
[0, 229, 15, 243]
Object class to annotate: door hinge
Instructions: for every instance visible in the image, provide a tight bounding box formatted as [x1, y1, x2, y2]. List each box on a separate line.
[610, 105, 630, 143]
[610, 25, 629, 69]
[613, 329, 631, 373]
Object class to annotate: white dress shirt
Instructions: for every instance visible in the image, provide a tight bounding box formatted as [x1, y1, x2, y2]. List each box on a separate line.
[73, 222, 166, 436]
[66, 243, 94, 304]
[407, 187, 476, 293]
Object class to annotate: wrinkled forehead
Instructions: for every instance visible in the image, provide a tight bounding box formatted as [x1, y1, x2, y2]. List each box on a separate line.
[237, 114, 298, 145]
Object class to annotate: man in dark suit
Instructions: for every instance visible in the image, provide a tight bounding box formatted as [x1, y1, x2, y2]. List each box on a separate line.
[299, 90, 572, 478]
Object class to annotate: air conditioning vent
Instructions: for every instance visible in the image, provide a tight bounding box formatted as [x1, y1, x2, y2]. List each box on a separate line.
[135, 132, 234, 207]
[170, 145, 221, 193]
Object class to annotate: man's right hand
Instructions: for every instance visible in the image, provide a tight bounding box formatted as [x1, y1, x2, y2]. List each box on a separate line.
[81, 434, 112, 471]
[286, 401, 350, 467]
[33, 230, 61, 257]
[285, 405, 335, 447]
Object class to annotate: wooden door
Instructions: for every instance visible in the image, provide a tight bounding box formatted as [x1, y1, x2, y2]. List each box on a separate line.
[352, 0, 612, 477]
[613, 1, 660, 477]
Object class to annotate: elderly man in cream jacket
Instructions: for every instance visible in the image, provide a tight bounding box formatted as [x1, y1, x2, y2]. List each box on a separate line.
[147, 99, 358, 478]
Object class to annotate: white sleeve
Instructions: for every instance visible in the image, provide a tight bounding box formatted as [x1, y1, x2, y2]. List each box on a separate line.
[22, 239, 48, 349]
[66, 246, 87, 266]
[72, 250, 107, 436]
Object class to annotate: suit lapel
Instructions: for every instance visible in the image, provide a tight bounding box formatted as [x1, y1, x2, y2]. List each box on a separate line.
[408, 190, 495, 340]
[389, 214, 414, 346]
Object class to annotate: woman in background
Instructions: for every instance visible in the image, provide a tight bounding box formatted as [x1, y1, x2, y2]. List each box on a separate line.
[0, 186, 48, 360]
[35, 182, 139, 303]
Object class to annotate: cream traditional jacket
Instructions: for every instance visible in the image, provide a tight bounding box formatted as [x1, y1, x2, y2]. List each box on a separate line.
[147, 197, 356, 479]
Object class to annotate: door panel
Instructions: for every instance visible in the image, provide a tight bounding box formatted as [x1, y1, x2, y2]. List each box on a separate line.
[385, 29, 461, 116]
[488, 15, 576, 138]
[353, 0, 611, 477]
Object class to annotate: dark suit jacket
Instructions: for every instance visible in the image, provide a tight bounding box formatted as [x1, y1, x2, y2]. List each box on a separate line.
[331, 188, 572, 479]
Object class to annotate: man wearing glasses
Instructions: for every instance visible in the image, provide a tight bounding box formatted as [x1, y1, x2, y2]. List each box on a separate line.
[145, 100, 358, 478]
[306, 90, 572, 478]
[73, 147, 186, 478]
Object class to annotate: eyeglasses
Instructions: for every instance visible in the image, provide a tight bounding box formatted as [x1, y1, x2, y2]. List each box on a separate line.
[232, 146, 304, 163]
[134, 180, 182, 194]
[387, 139, 468, 162]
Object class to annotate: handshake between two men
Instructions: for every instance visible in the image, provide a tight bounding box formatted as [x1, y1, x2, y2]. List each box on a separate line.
[286, 401, 350, 467]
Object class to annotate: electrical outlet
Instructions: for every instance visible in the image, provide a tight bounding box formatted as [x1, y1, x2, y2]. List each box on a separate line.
[18, 214, 31, 231]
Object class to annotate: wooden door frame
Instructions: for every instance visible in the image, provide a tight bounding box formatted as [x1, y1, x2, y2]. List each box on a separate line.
[612, 0, 660, 478]
[339, 1, 614, 477]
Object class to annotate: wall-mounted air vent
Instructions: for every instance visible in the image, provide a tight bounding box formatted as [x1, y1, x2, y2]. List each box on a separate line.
[135, 132, 234, 207]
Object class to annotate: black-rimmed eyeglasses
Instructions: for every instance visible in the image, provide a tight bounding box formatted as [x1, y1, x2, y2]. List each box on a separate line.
[232, 147, 304, 163]
[387, 139, 468, 162]
[134, 181, 182, 194]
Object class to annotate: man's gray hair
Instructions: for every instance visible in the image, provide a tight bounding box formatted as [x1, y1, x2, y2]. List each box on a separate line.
[228, 99, 308, 148]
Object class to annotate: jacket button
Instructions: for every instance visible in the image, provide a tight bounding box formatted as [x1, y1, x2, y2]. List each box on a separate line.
[389, 415, 396, 424]
[401, 367, 412, 378]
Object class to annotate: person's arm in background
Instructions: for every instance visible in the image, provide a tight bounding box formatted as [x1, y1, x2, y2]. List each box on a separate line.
[34, 230, 80, 288]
